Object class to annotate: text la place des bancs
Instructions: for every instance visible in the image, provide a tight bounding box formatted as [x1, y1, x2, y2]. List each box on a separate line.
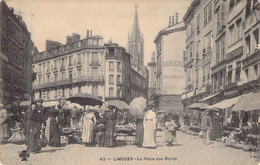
[99, 156, 177, 161]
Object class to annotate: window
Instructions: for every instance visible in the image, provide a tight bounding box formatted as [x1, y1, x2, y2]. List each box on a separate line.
[245, 68, 249, 80]
[92, 85, 98, 95]
[204, 2, 212, 26]
[117, 62, 122, 71]
[47, 62, 50, 72]
[77, 69, 82, 78]
[55, 89, 57, 98]
[236, 20, 242, 40]
[117, 75, 121, 84]
[92, 52, 99, 65]
[69, 87, 73, 96]
[54, 73, 58, 82]
[187, 69, 192, 85]
[246, 36, 251, 55]
[254, 64, 258, 78]
[229, 0, 235, 10]
[109, 48, 115, 55]
[47, 90, 50, 99]
[39, 76, 42, 84]
[207, 64, 210, 84]
[202, 66, 206, 85]
[109, 87, 114, 97]
[54, 60, 57, 69]
[235, 61, 241, 81]
[69, 56, 72, 66]
[197, 14, 200, 32]
[227, 65, 233, 84]
[195, 69, 199, 88]
[61, 58, 65, 68]
[196, 42, 199, 60]
[78, 86, 81, 93]
[109, 61, 114, 71]
[245, 0, 251, 17]
[203, 37, 206, 54]
[39, 64, 42, 73]
[189, 45, 193, 58]
[207, 33, 212, 52]
[216, 41, 220, 63]
[61, 72, 65, 80]
[221, 36, 225, 60]
[69, 71, 73, 82]
[92, 68, 98, 79]
[229, 25, 235, 45]
[62, 88, 65, 97]
[109, 75, 114, 84]
[253, 29, 259, 50]
[47, 75, 50, 83]
[77, 54, 81, 64]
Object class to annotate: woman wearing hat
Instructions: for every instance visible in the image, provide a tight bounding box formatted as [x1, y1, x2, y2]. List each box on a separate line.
[0, 103, 11, 143]
[81, 109, 96, 146]
[45, 107, 60, 147]
[142, 103, 156, 148]
[103, 106, 116, 147]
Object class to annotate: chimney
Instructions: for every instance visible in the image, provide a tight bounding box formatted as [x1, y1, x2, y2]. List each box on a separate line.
[175, 13, 179, 24]
[72, 33, 80, 42]
[66, 36, 72, 44]
[90, 30, 92, 38]
[46, 40, 61, 51]
[171, 16, 175, 26]
[87, 30, 89, 38]
[169, 16, 172, 27]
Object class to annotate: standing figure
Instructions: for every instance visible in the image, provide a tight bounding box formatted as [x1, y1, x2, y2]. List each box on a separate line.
[211, 112, 222, 140]
[201, 110, 212, 145]
[134, 113, 144, 147]
[0, 104, 10, 143]
[82, 109, 96, 146]
[142, 104, 156, 148]
[231, 111, 240, 128]
[71, 106, 80, 126]
[24, 103, 42, 153]
[103, 106, 116, 148]
[164, 109, 178, 146]
[45, 108, 60, 147]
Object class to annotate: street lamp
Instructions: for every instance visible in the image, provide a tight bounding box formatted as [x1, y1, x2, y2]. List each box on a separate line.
[116, 83, 123, 100]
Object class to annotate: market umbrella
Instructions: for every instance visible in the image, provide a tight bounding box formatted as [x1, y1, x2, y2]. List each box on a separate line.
[188, 102, 209, 110]
[232, 92, 260, 112]
[67, 93, 103, 106]
[4, 103, 17, 110]
[66, 102, 83, 109]
[19, 101, 31, 106]
[105, 100, 129, 110]
[129, 96, 147, 116]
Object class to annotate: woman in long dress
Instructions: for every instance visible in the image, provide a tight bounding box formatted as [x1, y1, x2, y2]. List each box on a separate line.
[134, 113, 144, 147]
[0, 104, 10, 142]
[82, 110, 96, 146]
[210, 112, 222, 140]
[45, 108, 60, 147]
[24, 103, 42, 153]
[103, 107, 116, 147]
[142, 105, 156, 148]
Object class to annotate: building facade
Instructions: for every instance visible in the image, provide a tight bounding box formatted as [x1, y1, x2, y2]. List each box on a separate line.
[32, 31, 106, 103]
[182, 0, 260, 109]
[105, 42, 132, 103]
[0, 1, 33, 104]
[153, 14, 186, 112]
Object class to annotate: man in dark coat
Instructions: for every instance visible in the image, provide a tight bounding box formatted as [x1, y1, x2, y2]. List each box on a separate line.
[201, 110, 212, 145]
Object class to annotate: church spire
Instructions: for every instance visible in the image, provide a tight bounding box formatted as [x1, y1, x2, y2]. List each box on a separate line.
[132, 5, 141, 41]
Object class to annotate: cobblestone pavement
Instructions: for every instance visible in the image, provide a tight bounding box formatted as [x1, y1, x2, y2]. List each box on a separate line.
[0, 131, 259, 165]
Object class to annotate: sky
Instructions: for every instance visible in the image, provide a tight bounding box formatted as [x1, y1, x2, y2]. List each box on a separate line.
[5, 0, 192, 65]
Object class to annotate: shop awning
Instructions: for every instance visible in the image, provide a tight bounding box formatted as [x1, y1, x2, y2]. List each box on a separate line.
[42, 101, 59, 107]
[232, 92, 260, 112]
[206, 95, 242, 110]
[199, 92, 221, 102]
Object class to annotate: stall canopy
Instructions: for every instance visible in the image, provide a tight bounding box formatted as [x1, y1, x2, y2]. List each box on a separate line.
[188, 102, 209, 110]
[206, 95, 242, 110]
[232, 92, 260, 112]
[42, 101, 59, 107]
[199, 92, 221, 102]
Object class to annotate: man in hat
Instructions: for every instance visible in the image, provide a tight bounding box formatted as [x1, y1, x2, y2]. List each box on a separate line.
[201, 110, 212, 145]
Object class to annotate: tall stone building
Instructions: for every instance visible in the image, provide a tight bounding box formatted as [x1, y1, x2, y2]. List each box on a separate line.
[32, 31, 106, 103]
[147, 52, 156, 98]
[0, 1, 34, 104]
[128, 5, 144, 70]
[182, 0, 260, 112]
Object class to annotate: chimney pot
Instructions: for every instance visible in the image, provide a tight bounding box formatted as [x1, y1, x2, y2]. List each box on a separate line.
[66, 36, 72, 44]
[172, 16, 175, 26]
[169, 16, 172, 27]
[175, 13, 179, 24]
[87, 30, 89, 38]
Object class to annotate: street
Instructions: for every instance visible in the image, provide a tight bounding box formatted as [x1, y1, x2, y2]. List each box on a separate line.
[0, 131, 258, 165]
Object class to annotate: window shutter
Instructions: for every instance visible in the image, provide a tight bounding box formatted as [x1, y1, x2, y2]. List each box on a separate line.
[221, 2, 225, 24]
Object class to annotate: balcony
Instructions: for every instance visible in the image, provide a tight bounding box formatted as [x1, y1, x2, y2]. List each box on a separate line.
[90, 61, 100, 67]
[32, 76, 105, 90]
[76, 61, 82, 68]
[46, 68, 50, 74]
[60, 65, 66, 71]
